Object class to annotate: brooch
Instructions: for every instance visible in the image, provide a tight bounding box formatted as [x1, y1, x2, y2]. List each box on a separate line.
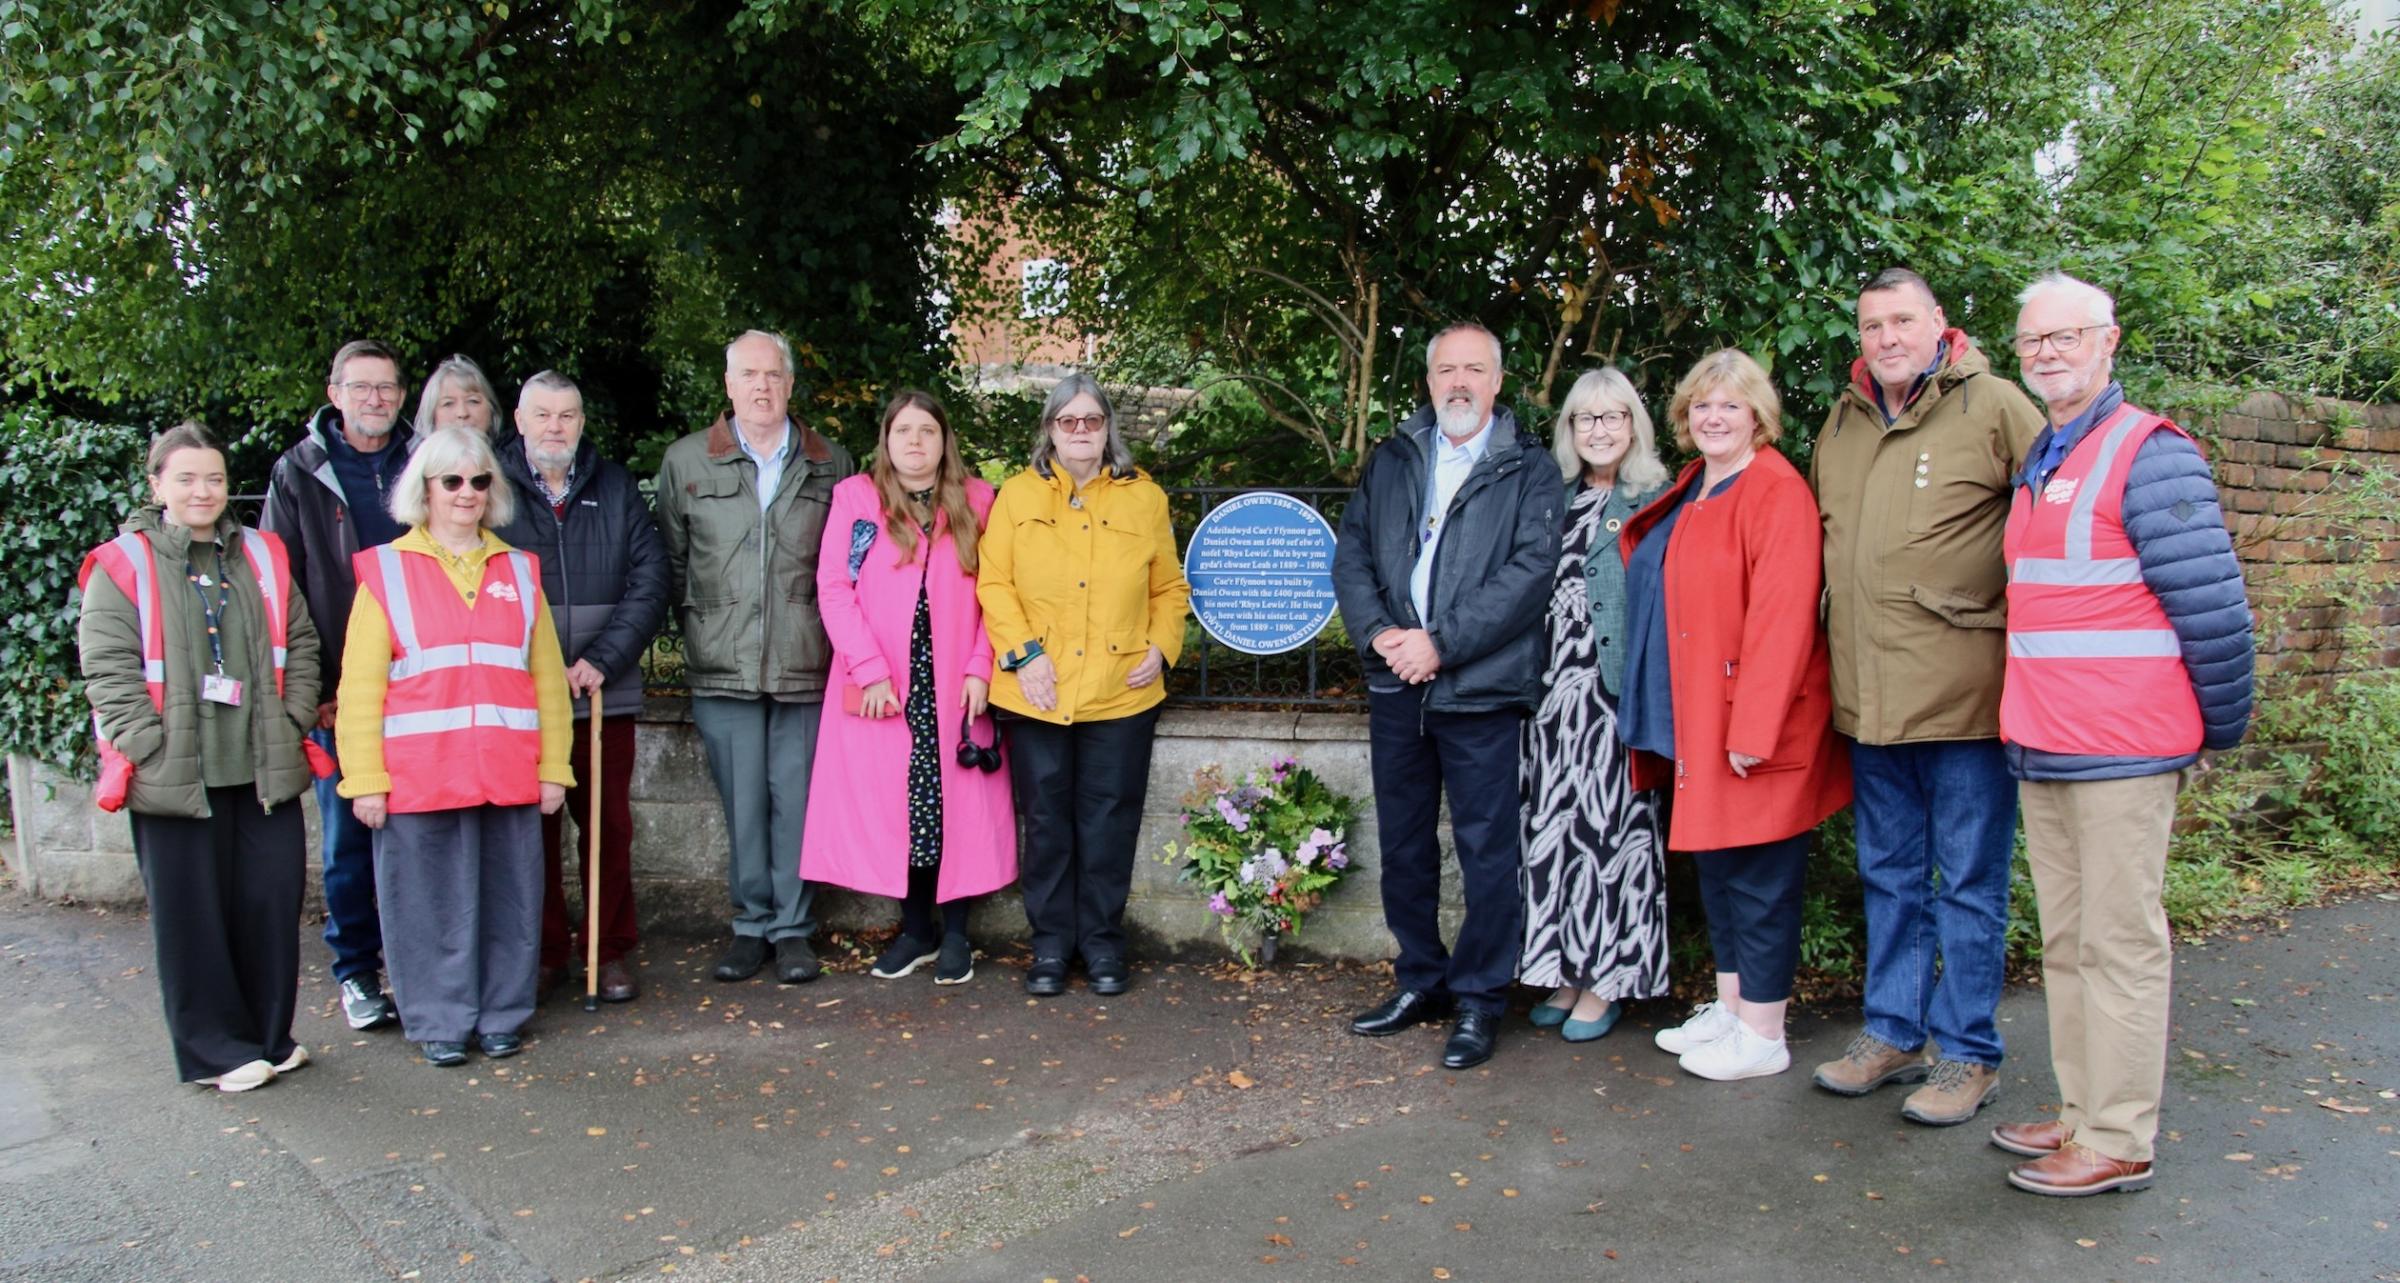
[1604, 518, 1622, 533]
[1068, 494, 1084, 510]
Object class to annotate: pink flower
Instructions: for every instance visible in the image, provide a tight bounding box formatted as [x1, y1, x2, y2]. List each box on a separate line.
[1213, 795, 1251, 832]
[1208, 892, 1234, 917]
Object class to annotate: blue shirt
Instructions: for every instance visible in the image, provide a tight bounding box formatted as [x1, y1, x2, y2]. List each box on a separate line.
[1410, 418, 1492, 622]
[735, 419, 794, 513]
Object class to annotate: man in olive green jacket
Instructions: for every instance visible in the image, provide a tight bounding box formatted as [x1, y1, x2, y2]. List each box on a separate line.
[1808, 268, 2044, 1125]
[653, 329, 855, 986]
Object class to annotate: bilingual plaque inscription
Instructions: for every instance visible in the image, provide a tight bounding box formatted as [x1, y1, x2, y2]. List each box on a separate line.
[1182, 491, 1340, 656]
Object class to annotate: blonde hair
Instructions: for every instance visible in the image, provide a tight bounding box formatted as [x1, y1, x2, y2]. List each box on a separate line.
[1667, 349, 1783, 453]
[1550, 368, 1670, 491]
[412, 354, 499, 436]
[389, 426, 516, 529]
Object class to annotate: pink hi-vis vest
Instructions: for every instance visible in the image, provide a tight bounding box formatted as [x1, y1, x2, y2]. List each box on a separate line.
[353, 543, 545, 814]
[2001, 404, 2203, 758]
[78, 528, 293, 768]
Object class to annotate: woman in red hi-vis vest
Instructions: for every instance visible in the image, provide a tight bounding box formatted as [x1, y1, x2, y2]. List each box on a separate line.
[77, 422, 325, 1094]
[334, 426, 574, 1069]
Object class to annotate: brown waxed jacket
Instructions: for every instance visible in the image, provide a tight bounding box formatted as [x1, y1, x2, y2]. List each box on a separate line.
[1810, 333, 2045, 744]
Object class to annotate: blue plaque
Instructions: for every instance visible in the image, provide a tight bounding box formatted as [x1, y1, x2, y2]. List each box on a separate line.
[1183, 492, 1339, 656]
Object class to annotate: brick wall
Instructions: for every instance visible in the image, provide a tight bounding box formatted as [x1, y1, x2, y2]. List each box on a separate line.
[2203, 392, 2400, 685]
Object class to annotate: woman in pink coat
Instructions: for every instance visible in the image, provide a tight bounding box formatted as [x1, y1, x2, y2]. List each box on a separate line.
[801, 390, 1015, 984]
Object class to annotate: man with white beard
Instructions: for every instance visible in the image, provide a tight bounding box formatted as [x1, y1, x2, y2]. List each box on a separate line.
[1332, 323, 1564, 1071]
[493, 371, 669, 1003]
[1988, 272, 2252, 1196]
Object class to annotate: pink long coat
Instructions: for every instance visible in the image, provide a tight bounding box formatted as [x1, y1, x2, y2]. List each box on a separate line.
[799, 475, 1016, 901]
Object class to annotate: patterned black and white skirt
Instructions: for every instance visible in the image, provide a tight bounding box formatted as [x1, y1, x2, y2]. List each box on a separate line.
[1517, 487, 1669, 997]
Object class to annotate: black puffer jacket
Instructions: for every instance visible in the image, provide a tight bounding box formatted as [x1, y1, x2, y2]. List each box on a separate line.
[1332, 405, 1564, 714]
[492, 435, 671, 719]
[259, 407, 416, 698]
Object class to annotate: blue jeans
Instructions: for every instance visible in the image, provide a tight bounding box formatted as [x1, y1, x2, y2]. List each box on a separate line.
[1850, 738, 2016, 1066]
[310, 728, 384, 984]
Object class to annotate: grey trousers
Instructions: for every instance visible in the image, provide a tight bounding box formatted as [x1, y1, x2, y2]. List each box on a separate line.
[690, 693, 820, 941]
[374, 804, 543, 1043]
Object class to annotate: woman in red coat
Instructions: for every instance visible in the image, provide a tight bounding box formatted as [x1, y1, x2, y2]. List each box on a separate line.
[1616, 349, 1851, 1082]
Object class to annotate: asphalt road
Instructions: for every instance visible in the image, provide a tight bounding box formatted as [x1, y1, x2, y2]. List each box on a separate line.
[0, 888, 2392, 1282]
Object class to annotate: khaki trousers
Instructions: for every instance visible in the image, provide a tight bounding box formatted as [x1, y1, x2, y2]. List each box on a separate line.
[2020, 771, 2182, 1164]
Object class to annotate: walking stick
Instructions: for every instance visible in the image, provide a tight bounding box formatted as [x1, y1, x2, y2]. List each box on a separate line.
[583, 709, 604, 1014]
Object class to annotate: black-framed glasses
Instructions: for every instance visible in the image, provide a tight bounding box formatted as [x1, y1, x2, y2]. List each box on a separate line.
[2012, 325, 2109, 356]
[1050, 414, 1107, 435]
[1568, 410, 1633, 434]
[956, 711, 1002, 772]
[436, 473, 495, 493]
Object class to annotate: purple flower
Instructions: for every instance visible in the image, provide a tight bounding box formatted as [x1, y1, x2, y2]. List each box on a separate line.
[1262, 849, 1289, 881]
[1237, 858, 1260, 885]
[1213, 795, 1251, 832]
[1208, 892, 1234, 917]
[1268, 755, 1296, 781]
[1327, 843, 1349, 870]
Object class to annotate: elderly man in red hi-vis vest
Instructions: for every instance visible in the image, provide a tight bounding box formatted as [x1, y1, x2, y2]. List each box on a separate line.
[1990, 271, 2255, 1197]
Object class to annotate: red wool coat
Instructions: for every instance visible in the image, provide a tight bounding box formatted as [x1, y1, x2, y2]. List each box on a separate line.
[1621, 447, 1852, 850]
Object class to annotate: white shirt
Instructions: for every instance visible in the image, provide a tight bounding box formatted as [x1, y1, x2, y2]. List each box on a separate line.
[735, 418, 793, 514]
[1409, 417, 1493, 623]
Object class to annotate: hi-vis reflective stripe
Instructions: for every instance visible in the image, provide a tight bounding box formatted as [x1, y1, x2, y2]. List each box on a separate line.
[506, 552, 537, 649]
[2008, 629, 2180, 659]
[374, 544, 423, 655]
[106, 534, 168, 684]
[2009, 557, 2144, 586]
[2063, 406, 2150, 560]
[388, 642, 533, 680]
[383, 703, 543, 738]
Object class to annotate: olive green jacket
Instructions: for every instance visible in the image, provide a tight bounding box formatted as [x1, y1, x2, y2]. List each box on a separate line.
[653, 413, 857, 699]
[1811, 337, 2045, 744]
[76, 507, 324, 818]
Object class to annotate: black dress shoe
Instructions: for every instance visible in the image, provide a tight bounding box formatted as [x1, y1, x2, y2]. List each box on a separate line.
[477, 1031, 524, 1059]
[420, 1040, 468, 1068]
[712, 935, 771, 982]
[1442, 1010, 1498, 1070]
[773, 937, 823, 984]
[1024, 956, 1069, 997]
[1350, 988, 1455, 1037]
[1086, 955, 1130, 996]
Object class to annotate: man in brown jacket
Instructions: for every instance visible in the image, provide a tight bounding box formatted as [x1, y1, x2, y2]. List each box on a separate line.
[1808, 267, 2044, 1124]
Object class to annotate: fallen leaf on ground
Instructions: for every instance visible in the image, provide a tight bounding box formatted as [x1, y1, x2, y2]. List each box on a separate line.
[1228, 1070, 1256, 1089]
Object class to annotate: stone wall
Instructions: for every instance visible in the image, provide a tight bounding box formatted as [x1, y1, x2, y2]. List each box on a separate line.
[6, 703, 1428, 963]
[2206, 392, 2400, 685]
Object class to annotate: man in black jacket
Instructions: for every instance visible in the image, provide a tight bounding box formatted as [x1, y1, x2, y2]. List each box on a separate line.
[493, 371, 670, 1003]
[1331, 322, 1563, 1070]
[261, 339, 417, 1034]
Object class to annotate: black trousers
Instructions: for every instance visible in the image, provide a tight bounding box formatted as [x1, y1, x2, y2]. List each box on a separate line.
[130, 788, 306, 1081]
[1367, 690, 1528, 1016]
[999, 706, 1160, 962]
[1690, 832, 1812, 1004]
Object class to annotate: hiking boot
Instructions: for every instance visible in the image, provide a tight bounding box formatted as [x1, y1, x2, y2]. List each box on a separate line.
[1811, 1031, 1931, 1096]
[1902, 1059, 2001, 1126]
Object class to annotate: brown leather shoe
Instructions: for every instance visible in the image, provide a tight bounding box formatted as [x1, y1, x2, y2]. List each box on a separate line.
[1811, 1031, 1930, 1096]
[1901, 1060, 2000, 1126]
[1989, 1118, 2071, 1157]
[597, 958, 639, 1003]
[2007, 1143, 2153, 1196]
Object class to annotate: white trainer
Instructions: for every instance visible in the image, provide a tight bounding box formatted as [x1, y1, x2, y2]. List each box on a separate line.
[273, 1043, 311, 1074]
[196, 1059, 277, 1093]
[1653, 1001, 1738, 1055]
[1678, 1022, 1792, 1082]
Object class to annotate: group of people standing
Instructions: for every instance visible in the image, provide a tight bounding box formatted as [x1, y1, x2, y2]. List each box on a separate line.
[1334, 269, 2253, 1199]
[77, 333, 1190, 1086]
[80, 267, 2251, 1199]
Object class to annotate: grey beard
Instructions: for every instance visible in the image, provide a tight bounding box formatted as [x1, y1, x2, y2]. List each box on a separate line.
[1435, 400, 1483, 437]
[526, 442, 577, 473]
[348, 418, 393, 439]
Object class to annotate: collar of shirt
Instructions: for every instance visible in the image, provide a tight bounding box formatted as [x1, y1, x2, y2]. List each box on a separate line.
[735, 419, 792, 467]
[2023, 380, 2126, 489]
[1871, 338, 1949, 425]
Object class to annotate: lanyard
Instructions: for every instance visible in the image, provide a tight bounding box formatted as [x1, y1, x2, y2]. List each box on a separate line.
[185, 543, 232, 675]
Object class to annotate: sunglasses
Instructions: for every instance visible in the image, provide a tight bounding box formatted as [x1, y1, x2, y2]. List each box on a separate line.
[436, 473, 494, 493]
[956, 710, 1002, 773]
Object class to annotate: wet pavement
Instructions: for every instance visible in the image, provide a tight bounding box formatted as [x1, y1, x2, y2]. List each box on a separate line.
[0, 887, 2392, 1282]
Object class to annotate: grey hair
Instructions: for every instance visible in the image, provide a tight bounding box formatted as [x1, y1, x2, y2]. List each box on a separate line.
[1423, 322, 1504, 373]
[1029, 372, 1135, 479]
[412, 355, 500, 435]
[517, 368, 580, 408]
[725, 329, 797, 377]
[389, 425, 515, 530]
[2017, 271, 2116, 328]
[1550, 368, 1670, 492]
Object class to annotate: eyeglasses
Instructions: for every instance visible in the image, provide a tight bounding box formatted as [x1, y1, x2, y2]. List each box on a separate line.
[341, 381, 403, 399]
[1051, 414, 1107, 435]
[1568, 410, 1633, 434]
[436, 473, 494, 493]
[2012, 325, 2109, 356]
